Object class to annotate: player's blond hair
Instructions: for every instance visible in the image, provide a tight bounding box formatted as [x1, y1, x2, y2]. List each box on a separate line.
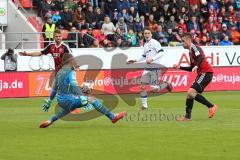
[54, 29, 62, 35]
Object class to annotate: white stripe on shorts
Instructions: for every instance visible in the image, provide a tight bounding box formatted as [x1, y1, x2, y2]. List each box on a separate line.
[197, 73, 206, 84]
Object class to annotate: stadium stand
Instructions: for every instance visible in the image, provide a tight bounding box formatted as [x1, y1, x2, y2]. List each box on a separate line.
[21, 0, 33, 8]
[15, 0, 240, 48]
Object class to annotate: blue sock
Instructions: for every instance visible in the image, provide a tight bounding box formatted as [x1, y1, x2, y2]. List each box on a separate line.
[92, 99, 115, 120]
[50, 115, 58, 123]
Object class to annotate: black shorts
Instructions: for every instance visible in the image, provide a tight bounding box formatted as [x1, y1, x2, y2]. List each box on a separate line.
[191, 72, 213, 93]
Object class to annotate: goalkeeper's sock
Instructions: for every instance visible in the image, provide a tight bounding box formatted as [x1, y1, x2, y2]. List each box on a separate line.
[50, 115, 58, 123]
[92, 99, 115, 120]
[140, 90, 148, 108]
[194, 94, 213, 108]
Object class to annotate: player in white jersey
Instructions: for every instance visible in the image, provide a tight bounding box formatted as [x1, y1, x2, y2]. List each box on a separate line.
[127, 27, 172, 110]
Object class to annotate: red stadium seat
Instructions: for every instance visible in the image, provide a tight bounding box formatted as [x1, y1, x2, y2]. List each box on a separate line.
[61, 29, 69, 40]
[93, 29, 100, 37]
[21, 0, 33, 8]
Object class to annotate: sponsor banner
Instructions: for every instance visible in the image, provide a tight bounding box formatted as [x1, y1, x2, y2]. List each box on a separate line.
[28, 70, 105, 96]
[29, 72, 53, 97]
[0, 72, 29, 98]
[206, 67, 240, 91]
[77, 70, 105, 94]
[98, 69, 191, 94]
[1, 66, 238, 98]
[0, 46, 239, 71]
[104, 69, 143, 94]
[27, 67, 240, 97]
[0, 0, 8, 25]
[102, 67, 240, 94]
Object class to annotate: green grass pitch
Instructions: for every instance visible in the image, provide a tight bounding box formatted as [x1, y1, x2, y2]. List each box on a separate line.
[0, 91, 240, 160]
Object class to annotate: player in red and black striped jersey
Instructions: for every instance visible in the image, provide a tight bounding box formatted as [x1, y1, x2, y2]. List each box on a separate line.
[41, 40, 71, 72]
[20, 30, 80, 114]
[19, 29, 80, 91]
[19, 30, 72, 73]
[173, 33, 218, 121]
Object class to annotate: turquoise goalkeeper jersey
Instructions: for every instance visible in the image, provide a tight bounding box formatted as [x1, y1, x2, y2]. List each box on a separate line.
[52, 65, 82, 102]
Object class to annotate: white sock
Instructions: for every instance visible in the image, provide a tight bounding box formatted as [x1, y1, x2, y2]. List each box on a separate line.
[140, 90, 148, 108]
[141, 97, 148, 108]
[151, 82, 168, 92]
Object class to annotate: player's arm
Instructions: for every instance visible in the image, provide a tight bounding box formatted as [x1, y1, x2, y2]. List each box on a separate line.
[42, 79, 57, 112]
[127, 54, 146, 64]
[192, 45, 203, 72]
[173, 64, 192, 72]
[19, 44, 52, 57]
[69, 71, 82, 96]
[150, 48, 164, 62]
[19, 51, 42, 56]
[180, 66, 192, 71]
[146, 41, 164, 64]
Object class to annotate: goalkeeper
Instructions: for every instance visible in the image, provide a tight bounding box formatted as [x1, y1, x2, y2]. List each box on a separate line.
[39, 54, 126, 128]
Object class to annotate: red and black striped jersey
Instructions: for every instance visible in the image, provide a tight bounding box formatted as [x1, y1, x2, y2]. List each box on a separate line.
[41, 42, 71, 72]
[189, 44, 213, 74]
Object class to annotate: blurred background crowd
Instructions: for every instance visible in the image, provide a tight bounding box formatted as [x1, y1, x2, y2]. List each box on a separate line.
[30, 0, 240, 47]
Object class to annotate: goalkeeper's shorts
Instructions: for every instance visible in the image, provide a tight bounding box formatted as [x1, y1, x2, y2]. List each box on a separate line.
[57, 95, 89, 111]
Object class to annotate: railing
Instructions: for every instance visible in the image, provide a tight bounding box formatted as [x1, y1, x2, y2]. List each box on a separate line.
[0, 31, 97, 49]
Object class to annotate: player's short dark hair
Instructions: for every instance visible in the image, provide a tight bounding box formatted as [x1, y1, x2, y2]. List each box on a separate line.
[54, 29, 61, 35]
[62, 53, 74, 65]
[182, 32, 192, 40]
[143, 27, 152, 33]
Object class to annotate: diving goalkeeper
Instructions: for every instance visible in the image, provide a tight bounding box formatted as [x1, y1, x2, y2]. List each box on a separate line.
[39, 54, 126, 128]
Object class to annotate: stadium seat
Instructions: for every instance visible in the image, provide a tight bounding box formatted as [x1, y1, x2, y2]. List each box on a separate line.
[93, 29, 100, 37]
[21, 0, 33, 8]
[61, 29, 69, 40]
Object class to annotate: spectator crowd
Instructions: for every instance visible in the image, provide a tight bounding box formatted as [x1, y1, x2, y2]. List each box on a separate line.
[32, 0, 240, 48]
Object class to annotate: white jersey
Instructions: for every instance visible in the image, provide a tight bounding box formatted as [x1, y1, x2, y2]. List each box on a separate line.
[142, 38, 164, 68]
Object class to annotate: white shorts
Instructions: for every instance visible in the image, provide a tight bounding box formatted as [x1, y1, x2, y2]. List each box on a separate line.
[141, 69, 161, 85]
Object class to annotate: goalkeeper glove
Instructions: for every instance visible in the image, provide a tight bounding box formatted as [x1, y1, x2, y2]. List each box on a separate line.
[84, 103, 93, 111]
[42, 98, 52, 112]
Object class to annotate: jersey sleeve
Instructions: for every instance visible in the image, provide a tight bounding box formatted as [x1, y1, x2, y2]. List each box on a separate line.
[64, 44, 72, 54]
[192, 45, 203, 67]
[69, 71, 82, 95]
[152, 41, 164, 61]
[41, 44, 51, 55]
[69, 71, 78, 86]
[192, 45, 201, 56]
[154, 40, 163, 53]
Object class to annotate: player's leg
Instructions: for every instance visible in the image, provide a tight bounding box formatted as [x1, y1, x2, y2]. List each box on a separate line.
[150, 69, 172, 93]
[178, 73, 217, 121]
[177, 87, 198, 121]
[39, 109, 70, 128]
[39, 99, 75, 128]
[88, 96, 126, 123]
[192, 73, 217, 118]
[140, 70, 150, 110]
